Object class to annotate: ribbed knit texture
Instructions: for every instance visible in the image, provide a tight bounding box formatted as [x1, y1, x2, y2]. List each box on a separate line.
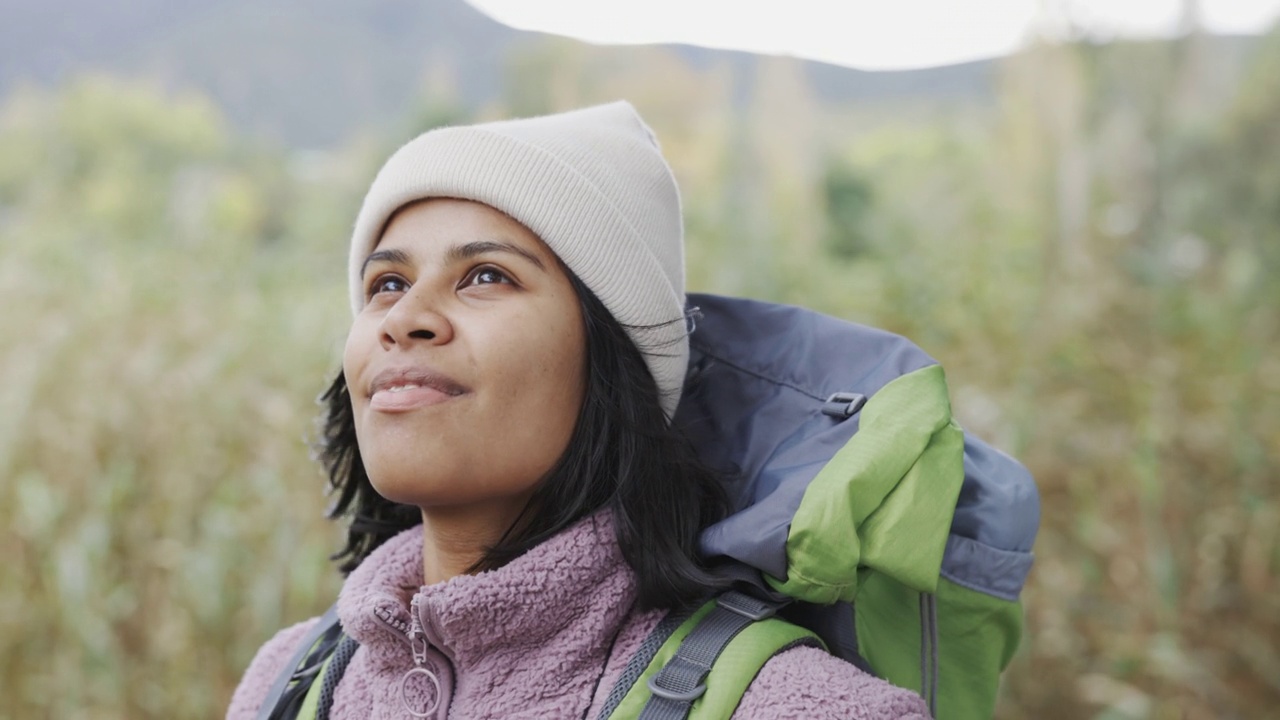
[347, 101, 688, 417]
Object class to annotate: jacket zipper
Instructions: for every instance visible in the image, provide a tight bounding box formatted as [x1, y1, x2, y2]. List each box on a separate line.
[370, 594, 448, 718]
[408, 593, 430, 668]
[400, 594, 445, 718]
[416, 595, 456, 667]
[372, 603, 412, 642]
[368, 595, 441, 665]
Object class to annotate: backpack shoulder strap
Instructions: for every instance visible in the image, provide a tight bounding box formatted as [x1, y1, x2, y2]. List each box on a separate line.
[257, 606, 360, 720]
[600, 591, 823, 720]
[257, 606, 342, 720]
[295, 634, 360, 720]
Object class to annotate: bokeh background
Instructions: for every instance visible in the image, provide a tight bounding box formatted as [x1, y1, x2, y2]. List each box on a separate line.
[1, 1, 1277, 718]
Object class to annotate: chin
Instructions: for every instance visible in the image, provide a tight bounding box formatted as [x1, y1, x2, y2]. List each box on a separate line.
[363, 462, 437, 508]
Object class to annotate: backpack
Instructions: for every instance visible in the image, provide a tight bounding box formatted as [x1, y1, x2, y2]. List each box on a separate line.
[260, 293, 1039, 720]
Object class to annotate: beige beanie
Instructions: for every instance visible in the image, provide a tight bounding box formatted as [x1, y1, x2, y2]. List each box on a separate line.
[348, 101, 688, 418]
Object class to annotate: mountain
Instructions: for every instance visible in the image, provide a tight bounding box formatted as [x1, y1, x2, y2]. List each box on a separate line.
[0, 0, 1256, 148]
[2, 0, 542, 146]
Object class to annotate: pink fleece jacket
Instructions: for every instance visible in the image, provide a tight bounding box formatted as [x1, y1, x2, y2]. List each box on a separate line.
[227, 512, 930, 719]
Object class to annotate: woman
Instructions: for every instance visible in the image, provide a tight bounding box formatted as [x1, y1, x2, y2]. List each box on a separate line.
[227, 102, 931, 719]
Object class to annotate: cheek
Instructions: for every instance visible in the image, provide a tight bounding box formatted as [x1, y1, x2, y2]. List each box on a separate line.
[541, 316, 588, 448]
[530, 305, 586, 399]
[341, 318, 379, 437]
[343, 313, 388, 386]
[341, 317, 373, 381]
[487, 304, 585, 440]
[490, 300, 583, 383]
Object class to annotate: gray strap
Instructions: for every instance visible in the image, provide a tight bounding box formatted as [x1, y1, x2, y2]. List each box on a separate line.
[255, 606, 341, 720]
[316, 634, 360, 720]
[637, 591, 784, 720]
[597, 609, 692, 719]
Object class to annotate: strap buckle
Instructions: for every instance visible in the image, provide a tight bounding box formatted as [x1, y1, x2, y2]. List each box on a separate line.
[646, 674, 707, 702]
[822, 391, 867, 419]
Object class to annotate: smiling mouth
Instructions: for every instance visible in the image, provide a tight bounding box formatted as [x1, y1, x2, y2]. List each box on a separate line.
[370, 382, 462, 412]
[368, 369, 468, 413]
[384, 384, 433, 393]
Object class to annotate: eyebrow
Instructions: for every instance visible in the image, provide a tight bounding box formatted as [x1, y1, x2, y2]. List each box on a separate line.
[360, 248, 412, 279]
[445, 240, 546, 271]
[360, 240, 546, 279]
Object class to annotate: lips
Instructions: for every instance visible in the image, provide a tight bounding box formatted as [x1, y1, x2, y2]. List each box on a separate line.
[368, 367, 469, 412]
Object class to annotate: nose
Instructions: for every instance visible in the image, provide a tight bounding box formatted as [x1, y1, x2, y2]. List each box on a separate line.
[378, 285, 454, 350]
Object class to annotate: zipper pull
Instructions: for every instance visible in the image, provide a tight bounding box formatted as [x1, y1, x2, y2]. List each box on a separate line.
[408, 594, 430, 667]
[401, 594, 441, 718]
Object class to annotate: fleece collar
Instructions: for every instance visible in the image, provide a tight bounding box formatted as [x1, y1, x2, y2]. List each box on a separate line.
[336, 510, 639, 674]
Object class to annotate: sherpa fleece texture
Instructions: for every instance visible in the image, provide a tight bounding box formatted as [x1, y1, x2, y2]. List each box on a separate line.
[226, 512, 931, 719]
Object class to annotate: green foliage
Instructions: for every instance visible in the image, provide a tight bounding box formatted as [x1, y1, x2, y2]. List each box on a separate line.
[502, 38, 595, 118]
[821, 160, 875, 259]
[0, 77, 357, 719]
[1, 31, 1278, 720]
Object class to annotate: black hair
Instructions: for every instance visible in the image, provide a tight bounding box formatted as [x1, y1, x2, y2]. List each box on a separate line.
[318, 272, 730, 610]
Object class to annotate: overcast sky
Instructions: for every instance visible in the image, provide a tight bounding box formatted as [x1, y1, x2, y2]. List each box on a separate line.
[468, 0, 1280, 70]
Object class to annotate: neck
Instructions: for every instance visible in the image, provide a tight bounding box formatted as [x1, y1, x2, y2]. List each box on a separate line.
[418, 503, 528, 585]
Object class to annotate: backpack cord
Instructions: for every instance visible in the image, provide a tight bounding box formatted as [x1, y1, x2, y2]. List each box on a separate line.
[929, 594, 939, 714]
[918, 593, 939, 717]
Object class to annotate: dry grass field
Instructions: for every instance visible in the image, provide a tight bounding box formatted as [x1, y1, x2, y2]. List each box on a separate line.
[2, 33, 1277, 719]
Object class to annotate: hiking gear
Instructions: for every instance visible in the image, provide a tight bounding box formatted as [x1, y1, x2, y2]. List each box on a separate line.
[254, 607, 337, 720]
[255, 606, 355, 720]
[236, 511, 927, 720]
[347, 101, 689, 417]
[597, 591, 825, 719]
[248, 293, 1035, 720]
[649, 293, 1038, 719]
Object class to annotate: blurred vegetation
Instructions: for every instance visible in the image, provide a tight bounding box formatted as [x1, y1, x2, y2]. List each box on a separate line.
[2, 25, 1278, 720]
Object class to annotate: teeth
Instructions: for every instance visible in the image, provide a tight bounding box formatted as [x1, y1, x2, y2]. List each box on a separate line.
[386, 384, 420, 393]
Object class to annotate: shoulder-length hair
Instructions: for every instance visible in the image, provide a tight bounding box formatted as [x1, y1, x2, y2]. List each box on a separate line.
[316, 271, 729, 610]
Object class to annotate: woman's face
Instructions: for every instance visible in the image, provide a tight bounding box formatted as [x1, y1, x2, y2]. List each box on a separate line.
[344, 198, 586, 518]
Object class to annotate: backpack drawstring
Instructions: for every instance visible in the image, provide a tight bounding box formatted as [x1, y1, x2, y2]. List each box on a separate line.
[919, 592, 939, 717]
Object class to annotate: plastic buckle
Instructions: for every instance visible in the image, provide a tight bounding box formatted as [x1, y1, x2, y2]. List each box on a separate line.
[716, 591, 778, 622]
[646, 674, 707, 702]
[822, 391, 867, 419]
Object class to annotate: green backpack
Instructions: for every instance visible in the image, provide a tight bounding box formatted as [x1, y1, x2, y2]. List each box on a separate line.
[260, 294, 1039, 720]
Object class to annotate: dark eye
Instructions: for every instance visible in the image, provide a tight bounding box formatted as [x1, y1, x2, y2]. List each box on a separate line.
[368, 274, 409, 298]
[464, 266, 512, 287]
